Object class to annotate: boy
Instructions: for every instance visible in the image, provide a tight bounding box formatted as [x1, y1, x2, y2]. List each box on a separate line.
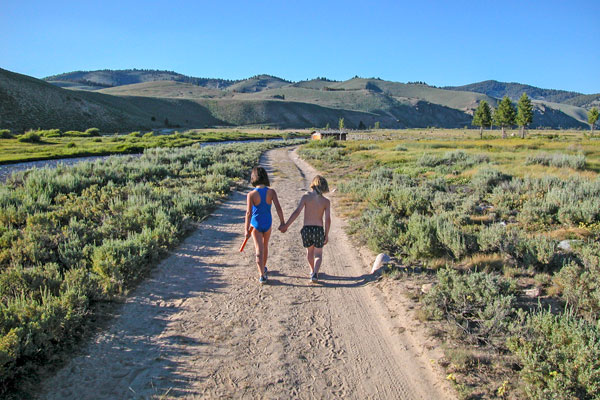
[280, 175, 331, 282]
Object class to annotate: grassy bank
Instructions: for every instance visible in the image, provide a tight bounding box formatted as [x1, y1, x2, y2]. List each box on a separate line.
[299, 130, 600, 399]
[0, 128, 308, 164]
[0, 139, 304, 395]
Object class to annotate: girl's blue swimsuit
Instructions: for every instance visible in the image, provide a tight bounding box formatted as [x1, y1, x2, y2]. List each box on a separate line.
[250, 187, 272, 233]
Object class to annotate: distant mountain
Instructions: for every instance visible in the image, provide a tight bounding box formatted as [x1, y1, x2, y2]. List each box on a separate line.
[0, 68, 224, 132]
[224, 75, 291, 93]
[45, 69, 237, 90]
[444, 80, 582, 104]
[564, 93, 600, 109]
[0, 68, 588, 131]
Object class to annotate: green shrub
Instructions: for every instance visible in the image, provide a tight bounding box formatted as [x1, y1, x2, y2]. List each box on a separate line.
[350, 205, 403, 253]
[417, 150, 489, 168]
[18, 131, 43, 143]
[554, 243, 600, 322]
[402, 213, 442, 259]
[85, 128, 100, 136]
[0, 130, 13, 139]
[508, 309, 600, 400]
[304, 137, 339, 148]
[422, 268, 516, 346]
[526, 152, 586, 170]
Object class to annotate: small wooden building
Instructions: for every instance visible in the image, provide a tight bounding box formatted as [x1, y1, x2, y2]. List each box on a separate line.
[311, 130, 347, 141]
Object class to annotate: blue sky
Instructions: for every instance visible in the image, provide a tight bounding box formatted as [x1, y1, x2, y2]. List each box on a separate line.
[2, 0, 599, 93]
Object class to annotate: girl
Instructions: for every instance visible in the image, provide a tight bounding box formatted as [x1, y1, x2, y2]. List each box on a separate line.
[280, 175, 331, 282]
[245, 166, 285, 284]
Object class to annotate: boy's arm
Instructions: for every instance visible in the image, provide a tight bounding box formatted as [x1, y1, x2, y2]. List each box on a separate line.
[271, 190, 285, 227]
[245, 192, 253, 238]
[282, 195, 306, 232]
[324, 199, 331, 245]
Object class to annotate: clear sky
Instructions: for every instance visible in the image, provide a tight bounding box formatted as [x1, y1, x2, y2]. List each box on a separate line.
[2, 0, 599, 93]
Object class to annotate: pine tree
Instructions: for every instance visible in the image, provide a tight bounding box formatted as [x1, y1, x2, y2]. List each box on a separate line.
[374, 121, 380, 130]
[338, 117, 345, 131]
[472, 100, 492, 139]
[494, 96, 516, 138]
[516, 93, 534, 138]
[589, 107, 599, 136]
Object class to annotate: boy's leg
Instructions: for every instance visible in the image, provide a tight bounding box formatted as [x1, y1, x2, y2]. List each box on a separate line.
[306, 246, 315, 273]
[314, 246, 323, 275]
[251, 229, 265, 276]
[262, 229, 271, 269]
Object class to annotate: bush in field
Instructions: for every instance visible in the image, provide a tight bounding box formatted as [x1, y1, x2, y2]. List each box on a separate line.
[85, 128, 100, 136]
[554, 243, 600, 322]
[417, 150, 489, 168]
[350, 205, 403, 253]
[402, 213, 442, 259]
[18, 131, 43, 143]
[526, 152, 586, 170]
[508, 309, 600, 400]
[305, 137, 339, 148]
[0, 130, 13, 139]
[422, 268, 516, 346]
[470, 167, 511, 194]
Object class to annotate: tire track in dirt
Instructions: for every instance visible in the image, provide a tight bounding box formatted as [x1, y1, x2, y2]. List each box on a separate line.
[38, 147, 452, 399]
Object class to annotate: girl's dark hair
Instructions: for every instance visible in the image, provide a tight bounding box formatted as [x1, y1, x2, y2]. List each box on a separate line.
[251, 166, 270, 187]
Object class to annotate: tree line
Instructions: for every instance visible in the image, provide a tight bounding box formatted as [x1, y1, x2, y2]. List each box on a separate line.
[472, 93, 600, 138]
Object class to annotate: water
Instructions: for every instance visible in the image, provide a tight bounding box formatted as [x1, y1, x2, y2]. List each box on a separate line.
[0, 138, 282, 182]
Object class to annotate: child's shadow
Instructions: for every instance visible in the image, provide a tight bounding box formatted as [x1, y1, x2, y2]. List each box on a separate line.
[267, 271, 376, 288]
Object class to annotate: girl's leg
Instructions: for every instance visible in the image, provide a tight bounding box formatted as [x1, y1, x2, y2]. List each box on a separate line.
[306, 246, 315, 273]
[251, 229, 265, 277]
[262, 229, 272, 270]
[314, 247, 323, 275]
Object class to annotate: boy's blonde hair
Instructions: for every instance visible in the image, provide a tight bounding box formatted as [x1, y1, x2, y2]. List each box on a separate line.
[310, 175, 329, 195]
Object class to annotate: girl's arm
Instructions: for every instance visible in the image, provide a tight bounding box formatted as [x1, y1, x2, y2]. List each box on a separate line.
[245, 192, 253, 238]
[282, 195, 306, 232]
[271, 189, 285, 228]
[323, 199, 331, 245]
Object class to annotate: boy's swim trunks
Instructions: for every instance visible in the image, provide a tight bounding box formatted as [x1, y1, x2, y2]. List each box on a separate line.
[301, 225, 325, 248]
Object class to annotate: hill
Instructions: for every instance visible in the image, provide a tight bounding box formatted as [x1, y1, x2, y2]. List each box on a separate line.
[0, 68, 224, 132]
[444, 80, 582, 104]
[1, 68, 590, 131]
[224, 75, 291, 93]
[45, 69, 237, 89]
[564, 93, 600, 109]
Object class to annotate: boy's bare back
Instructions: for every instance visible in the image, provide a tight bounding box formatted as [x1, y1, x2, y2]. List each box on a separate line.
[301, 192, 330, 226]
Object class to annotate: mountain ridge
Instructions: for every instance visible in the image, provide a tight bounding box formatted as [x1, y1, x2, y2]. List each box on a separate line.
[0, 68, 589, 132]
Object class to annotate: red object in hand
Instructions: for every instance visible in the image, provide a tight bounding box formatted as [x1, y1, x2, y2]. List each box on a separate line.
[239, 226, 253, 252]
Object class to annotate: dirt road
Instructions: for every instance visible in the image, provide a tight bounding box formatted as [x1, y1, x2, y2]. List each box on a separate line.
[38, 147, 452, 399]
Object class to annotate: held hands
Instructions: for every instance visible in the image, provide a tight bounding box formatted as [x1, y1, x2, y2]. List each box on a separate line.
[278, 223, 287, 233]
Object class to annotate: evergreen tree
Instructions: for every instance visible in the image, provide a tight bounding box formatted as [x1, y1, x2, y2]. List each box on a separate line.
[516, 93, 534, 138]
[494, 96, 516, 138]
[472, 100, 492, 139]
[338, 117, 345, 131]
[374, 121, 380, 130]
[325, 122, 330, 130]
[358, 121, 366, 130]
[589, 107, 599, 136]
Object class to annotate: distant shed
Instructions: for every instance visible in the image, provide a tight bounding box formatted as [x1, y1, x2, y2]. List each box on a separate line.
[311, 130, 347, 141]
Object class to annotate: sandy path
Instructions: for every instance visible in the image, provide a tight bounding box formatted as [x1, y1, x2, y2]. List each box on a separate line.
[38, 147, 452, 399]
